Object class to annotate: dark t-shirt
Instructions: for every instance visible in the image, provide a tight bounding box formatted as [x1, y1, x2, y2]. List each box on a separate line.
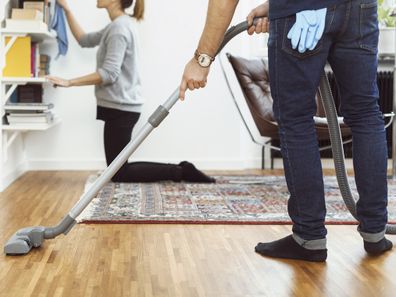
[269, 0, 348, 19]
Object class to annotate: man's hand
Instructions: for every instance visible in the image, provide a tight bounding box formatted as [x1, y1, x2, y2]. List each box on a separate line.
[178, 0, 238, 100]
[247, 1, 269, 35]
[46, 76, 72, 88]
[179, 58, 210, 101]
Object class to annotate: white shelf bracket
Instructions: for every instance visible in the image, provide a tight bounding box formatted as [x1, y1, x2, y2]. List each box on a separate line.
[4, 83, 17, 104]
[2, 130, 20, 162]
[4, 35, 18, 55]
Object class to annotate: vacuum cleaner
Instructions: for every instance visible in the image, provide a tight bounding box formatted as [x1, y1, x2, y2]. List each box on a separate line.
[4, 19, 395, 255]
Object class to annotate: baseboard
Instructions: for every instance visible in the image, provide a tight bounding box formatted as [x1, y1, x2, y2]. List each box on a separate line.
[27, 159, 107, 171]
[26, 158, 265, 171]
[1, 161, 28, 192]
[180, 158, 264, 170]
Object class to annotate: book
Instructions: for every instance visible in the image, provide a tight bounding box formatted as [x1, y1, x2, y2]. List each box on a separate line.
[10, 90, 18, 103]
[35, 43, 40, 77]
[38, 69, 48, 77]
[7, 112, 54, 124]
[5, 102, 54, 111]
[39, 54, 50, 75]
[7, 111, 51, 117]
[17, 84, 43, 103]
[40, 54, 50, 63]
[30, 43, 41, 77]
[23, 1, 51, 25]
[23, 1, 45, 14]
[31, 42, 35, 77]
[2, 36, 31, 77]
[11, 8, 44, 21]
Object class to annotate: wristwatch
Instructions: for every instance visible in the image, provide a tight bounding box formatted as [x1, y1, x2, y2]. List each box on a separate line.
[194, 50, 215, 68]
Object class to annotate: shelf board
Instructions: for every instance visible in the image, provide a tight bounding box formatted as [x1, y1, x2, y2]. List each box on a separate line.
[2, 117, 61, 131]
[0, 28, 57, 42]
[1, 77, 47, 84]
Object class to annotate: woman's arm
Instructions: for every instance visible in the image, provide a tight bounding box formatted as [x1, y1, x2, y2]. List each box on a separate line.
[46, 72, 103, 87]
[57, 0, 85, 43]
[47, 31, 129, 88]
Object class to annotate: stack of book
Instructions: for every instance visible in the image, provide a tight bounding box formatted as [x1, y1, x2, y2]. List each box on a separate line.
[6, 0, 52, 31]
[39, 54, 50, 77]
[5, 103, 55, 127]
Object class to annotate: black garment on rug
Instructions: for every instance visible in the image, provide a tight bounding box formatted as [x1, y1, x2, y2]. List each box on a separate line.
[96, 105, 183, 182]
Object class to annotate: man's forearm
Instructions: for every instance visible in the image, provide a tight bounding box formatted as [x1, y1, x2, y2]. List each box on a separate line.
[197, 0, 239, 56]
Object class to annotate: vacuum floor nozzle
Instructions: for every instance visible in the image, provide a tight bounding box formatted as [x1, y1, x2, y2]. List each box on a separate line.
[4, 226, 45, 255]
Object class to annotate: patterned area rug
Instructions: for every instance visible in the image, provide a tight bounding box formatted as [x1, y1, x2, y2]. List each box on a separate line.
[78, 175, 396, 225]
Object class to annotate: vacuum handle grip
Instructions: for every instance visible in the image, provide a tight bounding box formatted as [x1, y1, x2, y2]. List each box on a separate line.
[216, 17, 264, 55]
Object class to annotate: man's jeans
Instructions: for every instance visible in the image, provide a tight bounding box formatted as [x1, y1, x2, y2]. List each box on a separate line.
[268, 0, 388, 242]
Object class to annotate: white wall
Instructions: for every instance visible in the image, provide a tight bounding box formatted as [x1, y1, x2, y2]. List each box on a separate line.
[24, 0, 267, 171]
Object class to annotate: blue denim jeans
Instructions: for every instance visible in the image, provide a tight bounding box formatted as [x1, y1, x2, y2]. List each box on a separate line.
[268, 0, 388, 241]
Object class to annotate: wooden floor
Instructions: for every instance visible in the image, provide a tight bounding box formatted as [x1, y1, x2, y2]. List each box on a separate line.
[0, 171, 396, 297]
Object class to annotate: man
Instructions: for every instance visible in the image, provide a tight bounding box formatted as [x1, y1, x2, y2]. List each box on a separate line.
[179, 0, 393, 262]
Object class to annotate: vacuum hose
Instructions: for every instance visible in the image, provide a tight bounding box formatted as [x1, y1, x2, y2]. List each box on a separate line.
[225, 20, 396, 234]
[319, 72, 396, 234]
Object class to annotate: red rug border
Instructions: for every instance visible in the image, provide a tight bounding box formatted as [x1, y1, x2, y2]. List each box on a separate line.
[80, 220, 396, 225]
[81, 220, 390, 225]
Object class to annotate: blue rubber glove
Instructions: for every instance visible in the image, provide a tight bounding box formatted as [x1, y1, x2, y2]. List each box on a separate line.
[287, 8, 327, 53]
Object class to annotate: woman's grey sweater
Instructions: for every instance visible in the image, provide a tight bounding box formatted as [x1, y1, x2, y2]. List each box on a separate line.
[79, 15, 144, 112]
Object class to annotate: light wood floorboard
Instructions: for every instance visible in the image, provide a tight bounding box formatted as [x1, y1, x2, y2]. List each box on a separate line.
[0, 171, 395, 297]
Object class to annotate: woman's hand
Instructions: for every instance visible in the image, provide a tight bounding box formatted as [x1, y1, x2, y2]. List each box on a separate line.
[247, 1, 270, 35]
[46, 76, 72, 88]
[179, 58, 209, 101]
[56, 0, 70, 12]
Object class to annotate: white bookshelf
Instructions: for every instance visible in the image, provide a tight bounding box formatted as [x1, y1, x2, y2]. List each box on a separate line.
[0, 28, 56, 42]
[1, 77, 47, 84]
[0, 0, 60, 190]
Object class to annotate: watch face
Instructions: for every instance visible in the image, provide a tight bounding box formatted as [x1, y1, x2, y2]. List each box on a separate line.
[198, 55, 211, 67]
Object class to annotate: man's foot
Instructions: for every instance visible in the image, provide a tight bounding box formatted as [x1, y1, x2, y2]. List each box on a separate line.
[364, 237, 393, 255]
[255, 235, 327, 262]
[179, 161, 216, 183]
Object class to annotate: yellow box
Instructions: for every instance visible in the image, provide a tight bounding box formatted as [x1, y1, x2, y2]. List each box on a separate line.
[2, 36, 32, 78]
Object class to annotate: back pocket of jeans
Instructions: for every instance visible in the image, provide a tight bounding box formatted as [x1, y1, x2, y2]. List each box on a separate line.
[281, 16, 323, 59]
[359, 1, 379, 53]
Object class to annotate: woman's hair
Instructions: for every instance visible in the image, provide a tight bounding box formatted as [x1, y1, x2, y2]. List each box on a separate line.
[120, 0, 144, 21]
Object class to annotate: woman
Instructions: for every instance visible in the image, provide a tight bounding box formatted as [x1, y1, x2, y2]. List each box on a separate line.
[48, 0, 215, 183]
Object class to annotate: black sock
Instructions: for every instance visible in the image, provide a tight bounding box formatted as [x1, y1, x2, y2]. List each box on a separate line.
[364, 237, 393, 255]
[255, 235, 327, 262]
[179, 161, 216, 183]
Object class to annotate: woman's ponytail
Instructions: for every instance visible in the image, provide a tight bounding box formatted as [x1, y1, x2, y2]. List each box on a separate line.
[132, 0, 144, 21]
[120, 0, 145, 21]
